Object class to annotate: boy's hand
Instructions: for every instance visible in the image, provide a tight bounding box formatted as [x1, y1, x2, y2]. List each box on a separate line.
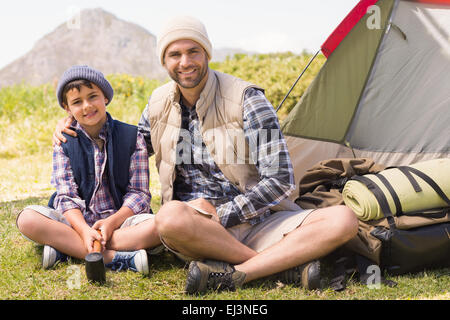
[81, 226, 103, 253]
[63, 209, 103, 253]
[92, 219, 115, 249]
[52, 116, 76, 146]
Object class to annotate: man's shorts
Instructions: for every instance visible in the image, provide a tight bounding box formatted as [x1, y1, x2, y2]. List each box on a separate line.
[16, 205, 164, 255]
[161, 206, 315, 262]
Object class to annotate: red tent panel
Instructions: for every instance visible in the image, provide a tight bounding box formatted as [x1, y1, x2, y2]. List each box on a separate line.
[321, 0, 379, 58]
[414, 0, 450, 4]
[321, 0, 450, 58]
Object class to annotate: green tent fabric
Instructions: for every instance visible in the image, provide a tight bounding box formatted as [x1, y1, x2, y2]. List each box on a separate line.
[342, 158, 450, 221]
[280, 0, 450, 192]
[281, 0, 395, 143]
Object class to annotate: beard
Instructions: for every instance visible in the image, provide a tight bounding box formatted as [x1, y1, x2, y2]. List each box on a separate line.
[167, 57, 209, 89]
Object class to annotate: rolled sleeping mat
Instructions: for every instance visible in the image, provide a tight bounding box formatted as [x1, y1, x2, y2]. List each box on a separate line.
[342, 158, 450, 221]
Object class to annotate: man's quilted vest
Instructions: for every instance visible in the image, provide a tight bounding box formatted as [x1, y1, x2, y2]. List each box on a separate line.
[146, 69, 299, 213]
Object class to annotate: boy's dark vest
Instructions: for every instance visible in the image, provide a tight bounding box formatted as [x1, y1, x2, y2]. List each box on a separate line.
[48, 114, 138, 210]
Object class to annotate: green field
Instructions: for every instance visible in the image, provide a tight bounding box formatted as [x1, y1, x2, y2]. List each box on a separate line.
[0, 53, 448, 300]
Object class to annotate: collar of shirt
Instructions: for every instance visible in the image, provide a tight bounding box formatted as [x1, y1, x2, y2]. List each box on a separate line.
[179, 99, 197, 119]
[70, 119, 108, 145]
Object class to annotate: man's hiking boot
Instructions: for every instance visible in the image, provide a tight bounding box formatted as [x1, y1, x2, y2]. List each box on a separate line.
[42, 245, 69, 269]
[185, 260, 246, 294]
[278, 260, 321, 290]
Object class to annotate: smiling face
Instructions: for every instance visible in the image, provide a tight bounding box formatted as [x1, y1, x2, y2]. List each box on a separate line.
[63, 82, 108, 138]
[163, 39, 209, 90]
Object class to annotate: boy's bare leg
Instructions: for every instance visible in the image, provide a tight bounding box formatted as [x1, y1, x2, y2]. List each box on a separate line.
[16, 209, 161, 265]
[16, 209, 88, 259]
[155, 201, 257, 264]
[235, 205, 358, 282]
[106, 218, 161, 252]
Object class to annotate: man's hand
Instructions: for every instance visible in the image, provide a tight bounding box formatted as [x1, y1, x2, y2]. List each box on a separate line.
[52, 116, 76, 146]
[187, 198, 220, 223]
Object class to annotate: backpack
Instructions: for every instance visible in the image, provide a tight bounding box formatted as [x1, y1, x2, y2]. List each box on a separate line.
[343, 166, 450, 276]
[295, 158, 450, 290]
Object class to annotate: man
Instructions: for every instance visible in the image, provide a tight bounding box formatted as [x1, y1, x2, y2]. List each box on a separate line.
[54, 16, 358, 294]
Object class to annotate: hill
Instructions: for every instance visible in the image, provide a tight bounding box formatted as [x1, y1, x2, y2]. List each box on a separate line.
[0, 8, 255, 88]
[0, 8, 167, 87]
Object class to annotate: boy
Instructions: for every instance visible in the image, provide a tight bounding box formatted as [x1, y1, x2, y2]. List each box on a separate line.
[16, 65, 162, 274]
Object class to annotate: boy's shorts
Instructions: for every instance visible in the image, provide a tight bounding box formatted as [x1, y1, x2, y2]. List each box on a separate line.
[16, 205, 164, 255]
[161, 206, 316, 262]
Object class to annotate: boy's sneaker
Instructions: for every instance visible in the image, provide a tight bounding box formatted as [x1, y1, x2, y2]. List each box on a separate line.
[106, 249, 149, 275]
[278, 260, 321, 290]
[42, 245, 68, 269]
[185, 260, 246, 294]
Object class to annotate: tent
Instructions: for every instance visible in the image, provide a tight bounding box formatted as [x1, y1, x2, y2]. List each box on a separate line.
[280, 0, 450, 198]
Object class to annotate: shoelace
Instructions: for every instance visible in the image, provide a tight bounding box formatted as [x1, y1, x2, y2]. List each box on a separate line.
[281, 265, 302, 285]
[207, 269, 235, 291]
[107, 260, 130, 272]
[106, 254, 136, 272]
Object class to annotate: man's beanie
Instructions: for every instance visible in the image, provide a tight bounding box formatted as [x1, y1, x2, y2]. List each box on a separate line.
[56, 65, 114, 108]
[157, 16, 212, 65]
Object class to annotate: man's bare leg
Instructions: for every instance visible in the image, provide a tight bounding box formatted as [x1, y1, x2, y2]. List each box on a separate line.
[155, 201, 257, 264]
[234, 205, 359, 282]
[156, 201, 358, 283]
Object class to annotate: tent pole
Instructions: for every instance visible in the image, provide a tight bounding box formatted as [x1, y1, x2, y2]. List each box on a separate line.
[276, 48, 321, 113]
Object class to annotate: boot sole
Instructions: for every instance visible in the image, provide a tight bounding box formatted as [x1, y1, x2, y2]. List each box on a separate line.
[306, 260, 321, 290]
[185, 261, 203, 294]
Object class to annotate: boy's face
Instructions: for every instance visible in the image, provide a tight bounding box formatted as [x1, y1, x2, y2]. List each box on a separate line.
[64, 83, 108, 133]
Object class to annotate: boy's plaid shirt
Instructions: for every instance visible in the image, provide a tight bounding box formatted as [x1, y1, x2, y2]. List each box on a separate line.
[51, 121, 151, 226]
[139, 88, 295, 228]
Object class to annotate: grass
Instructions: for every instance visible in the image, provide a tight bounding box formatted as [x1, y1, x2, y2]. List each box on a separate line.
[0, 154, 449, 300]
[0, 56, 448, 301]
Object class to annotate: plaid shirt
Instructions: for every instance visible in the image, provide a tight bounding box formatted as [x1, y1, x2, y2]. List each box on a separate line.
[138, 87, 295, 228]
[51, 120, 151, 227]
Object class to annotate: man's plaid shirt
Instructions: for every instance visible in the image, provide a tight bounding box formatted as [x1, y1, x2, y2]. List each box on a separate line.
[138, 88, 295, 228]
[51, 120, 151, 226]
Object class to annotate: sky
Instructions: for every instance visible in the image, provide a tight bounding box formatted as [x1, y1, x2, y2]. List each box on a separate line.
[0, 0, 360, 69]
